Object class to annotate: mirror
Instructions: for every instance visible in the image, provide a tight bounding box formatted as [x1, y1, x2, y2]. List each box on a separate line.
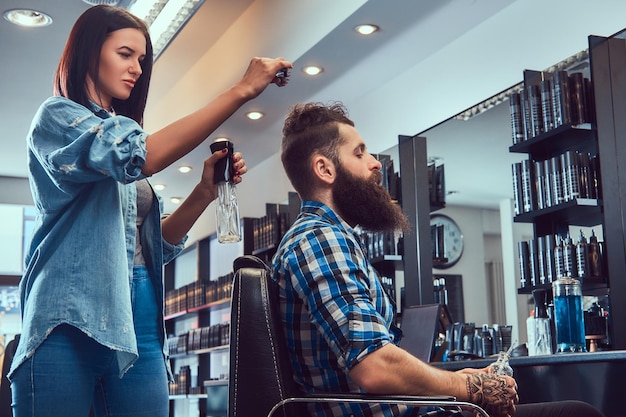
[381, 49, 593, 332]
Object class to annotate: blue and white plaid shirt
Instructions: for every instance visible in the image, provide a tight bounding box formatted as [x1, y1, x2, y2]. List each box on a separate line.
[272, 201, 409, 417]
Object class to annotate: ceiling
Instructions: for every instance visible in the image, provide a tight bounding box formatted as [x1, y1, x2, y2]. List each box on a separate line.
[2, 0, 626, 215]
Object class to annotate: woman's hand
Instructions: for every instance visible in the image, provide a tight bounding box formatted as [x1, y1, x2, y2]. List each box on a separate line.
[199, 149, 247, 200]
[236, 57, 293, 99]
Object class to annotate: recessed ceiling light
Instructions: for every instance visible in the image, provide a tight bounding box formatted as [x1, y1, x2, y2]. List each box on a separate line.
[246, 111, 264, 120]
[303, 66, 323, 76]
[178, 165, 192, 174]
[3, 9, 53, 27]
[355, 24, 379, 35]
[153, 183, 166, 191]
[170, 197, 182, 204]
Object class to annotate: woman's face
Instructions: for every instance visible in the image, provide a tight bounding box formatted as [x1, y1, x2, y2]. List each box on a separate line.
[87, 27, 146, 110]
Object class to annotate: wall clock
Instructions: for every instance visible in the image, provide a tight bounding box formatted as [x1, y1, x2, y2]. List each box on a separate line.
[430, 213, 464, 269]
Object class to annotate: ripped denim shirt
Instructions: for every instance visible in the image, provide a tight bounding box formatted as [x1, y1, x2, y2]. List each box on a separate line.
[9, 96, 185, 379]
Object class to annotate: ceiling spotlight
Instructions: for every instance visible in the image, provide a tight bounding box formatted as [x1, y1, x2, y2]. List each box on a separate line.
[246, 111, 264, 120]
[170, 197, 182, 204]
[355, 24, 379, 35]
[303, 66, 323, 76]
[178, 165, 192, 174]
[3, 9, 53, 27]
[153, 183, 166, 191]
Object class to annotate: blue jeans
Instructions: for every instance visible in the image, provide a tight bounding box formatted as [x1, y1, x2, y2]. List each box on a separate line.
[11, 266, 169, 417]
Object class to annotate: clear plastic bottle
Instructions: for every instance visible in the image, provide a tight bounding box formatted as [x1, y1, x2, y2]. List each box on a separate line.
[488, 347, 514, 377]
[210, 138, 241, 243]
[532, 289, 553, 355]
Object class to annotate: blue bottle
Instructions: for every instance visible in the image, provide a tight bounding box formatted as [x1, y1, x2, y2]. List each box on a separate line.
[552, 276, 586, 353]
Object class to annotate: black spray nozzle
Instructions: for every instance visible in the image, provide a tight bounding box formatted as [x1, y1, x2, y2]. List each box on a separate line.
[532, 289, 549, 319]
[209, 138, 234, 184]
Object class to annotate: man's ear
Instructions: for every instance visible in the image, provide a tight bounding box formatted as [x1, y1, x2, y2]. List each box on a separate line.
[312, 154, 335, 185]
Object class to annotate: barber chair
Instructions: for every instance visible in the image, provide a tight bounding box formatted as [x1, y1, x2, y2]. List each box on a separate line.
[228, 255, 489, 417]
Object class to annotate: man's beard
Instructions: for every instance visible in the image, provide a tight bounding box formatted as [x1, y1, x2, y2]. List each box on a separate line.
[332, 165, 410, 233]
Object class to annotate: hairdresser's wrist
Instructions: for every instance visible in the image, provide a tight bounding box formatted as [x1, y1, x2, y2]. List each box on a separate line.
[192, 181, 217, 206]
[228, 82, 257, 104]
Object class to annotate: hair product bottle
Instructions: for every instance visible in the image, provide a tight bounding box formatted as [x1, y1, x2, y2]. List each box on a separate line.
[552, 277, 586, 353]
[576, 229, 589, 280]
[210, 139, 241, 243]
[532, 289, 553, 355]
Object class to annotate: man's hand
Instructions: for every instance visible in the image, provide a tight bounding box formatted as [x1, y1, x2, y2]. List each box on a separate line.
[465, 373, 518, 417]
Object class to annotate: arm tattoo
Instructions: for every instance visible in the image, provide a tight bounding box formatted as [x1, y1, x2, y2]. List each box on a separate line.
[466, 374, 511, 415]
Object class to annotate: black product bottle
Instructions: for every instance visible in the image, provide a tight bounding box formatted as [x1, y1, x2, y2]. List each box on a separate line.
[579, 151, 592, 199]
[518, 241, 531, 288]
[541, 76, 555, 132]
[512, 162, 523, 216]
[560, 152, 570, 202]
[543, 159, 554, 208]
[481, 324, 493, 358]
[552, 70, 572, 127]
[554, 235, 565, 279]
[564, 150, 580, 201]
[521, 159, 535, 213]
[588, 230, 603, 279]
[550, 156, 564, 206]
[576, 229, 589, 280]
[534, 161, 546, 211]
[569, 72, 588, 125]
[433, 278, 441, 304]
[562, 232, 577, 278]
[510, 92, 524, 145]
[544, 234, 556, 283]
[528, 84, 543, 138]
[537, 235, 547, 285]
[439, 277, 449, 305]
[528, 239, 538, 287]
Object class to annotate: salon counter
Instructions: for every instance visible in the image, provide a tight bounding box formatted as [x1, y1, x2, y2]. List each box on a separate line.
[433, 350, 626, 417]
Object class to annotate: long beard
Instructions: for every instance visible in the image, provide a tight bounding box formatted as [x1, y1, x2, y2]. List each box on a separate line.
[332, 166, 410, 233]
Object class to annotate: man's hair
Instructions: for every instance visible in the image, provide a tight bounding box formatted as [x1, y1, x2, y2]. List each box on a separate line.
[281, 102, 354, 199]
[53, 5, 153, 125]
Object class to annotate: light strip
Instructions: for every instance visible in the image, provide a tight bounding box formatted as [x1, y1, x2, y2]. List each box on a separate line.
[455, 49, 590, 121]
[128, 0, 205, 58]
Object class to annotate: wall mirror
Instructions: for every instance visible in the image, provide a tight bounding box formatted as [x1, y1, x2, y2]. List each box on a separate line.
[382, 48, 593, 331]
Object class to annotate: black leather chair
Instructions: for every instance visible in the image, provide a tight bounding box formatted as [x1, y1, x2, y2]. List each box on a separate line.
[228, 255, 490, 417]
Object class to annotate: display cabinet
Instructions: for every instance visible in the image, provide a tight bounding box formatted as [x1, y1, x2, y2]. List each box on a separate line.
[509, 30, 626, 350]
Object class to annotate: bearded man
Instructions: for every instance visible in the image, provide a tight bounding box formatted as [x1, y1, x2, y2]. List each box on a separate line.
[271, 102, 603, 417]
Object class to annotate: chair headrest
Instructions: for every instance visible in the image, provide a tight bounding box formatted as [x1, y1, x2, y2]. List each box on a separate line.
[233, 254, 270, 273]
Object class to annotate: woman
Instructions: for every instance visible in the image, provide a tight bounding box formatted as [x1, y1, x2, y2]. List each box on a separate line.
[8, 5, 292, 417]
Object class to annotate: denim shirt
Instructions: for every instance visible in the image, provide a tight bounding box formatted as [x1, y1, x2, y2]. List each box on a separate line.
[8, 96, 186, 379]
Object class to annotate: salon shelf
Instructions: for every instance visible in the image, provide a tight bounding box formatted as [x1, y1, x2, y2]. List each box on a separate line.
[509, 123, 596, 157]
[164, 297, 231, 321]
[517, 280, 608, 295]
[169, 394, 208, 400]
[513, 198, 603, 227]
[369, 254, 403, 269]
[170, 344, 229, 358]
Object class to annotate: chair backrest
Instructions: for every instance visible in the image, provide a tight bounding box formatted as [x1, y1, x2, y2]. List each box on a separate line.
[228, 255, 303, 417]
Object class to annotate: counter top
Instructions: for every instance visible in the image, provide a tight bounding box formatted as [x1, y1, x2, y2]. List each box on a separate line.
[433, 350, 626, 417]
[433, 349, 626, 370]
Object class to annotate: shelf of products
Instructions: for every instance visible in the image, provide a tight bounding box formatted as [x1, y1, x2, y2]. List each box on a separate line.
[508, 31, 626, 350]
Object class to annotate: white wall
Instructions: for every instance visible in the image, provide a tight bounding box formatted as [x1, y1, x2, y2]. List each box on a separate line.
[0, 204, 25, 275]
